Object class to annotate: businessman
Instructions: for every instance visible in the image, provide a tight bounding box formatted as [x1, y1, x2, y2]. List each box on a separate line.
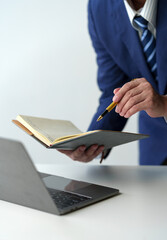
[59, 0, 167, 165]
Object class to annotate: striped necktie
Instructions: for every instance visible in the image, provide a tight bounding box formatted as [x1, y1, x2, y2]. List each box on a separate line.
[134, 16, 157, 81]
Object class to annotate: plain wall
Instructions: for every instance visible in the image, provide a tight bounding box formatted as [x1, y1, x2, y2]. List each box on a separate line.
[0, 0, 139, 166]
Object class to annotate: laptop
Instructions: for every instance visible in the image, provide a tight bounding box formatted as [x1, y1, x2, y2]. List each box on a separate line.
[0, 138, 119, 215]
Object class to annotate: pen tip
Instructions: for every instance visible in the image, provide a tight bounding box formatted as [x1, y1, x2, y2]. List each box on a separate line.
[97, 116, 102, 122]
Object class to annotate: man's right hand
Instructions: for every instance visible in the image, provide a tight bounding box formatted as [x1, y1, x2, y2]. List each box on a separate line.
[57, 145, 104, 163]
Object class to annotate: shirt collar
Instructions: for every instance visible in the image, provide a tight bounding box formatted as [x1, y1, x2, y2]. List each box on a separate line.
[124, 0, 158, 29]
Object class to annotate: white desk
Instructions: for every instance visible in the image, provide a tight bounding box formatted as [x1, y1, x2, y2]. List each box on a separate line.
[1, 164, 167, 240]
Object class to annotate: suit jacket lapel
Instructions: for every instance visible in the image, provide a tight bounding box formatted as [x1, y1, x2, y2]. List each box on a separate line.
[113, 1, 158, 91]
[156, 0, 167, 94]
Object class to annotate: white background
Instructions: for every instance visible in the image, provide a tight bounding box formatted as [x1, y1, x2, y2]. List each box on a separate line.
[0, 0, 139, 165]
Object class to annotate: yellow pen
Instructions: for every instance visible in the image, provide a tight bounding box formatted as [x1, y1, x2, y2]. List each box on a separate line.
[97, 101, 117, 122]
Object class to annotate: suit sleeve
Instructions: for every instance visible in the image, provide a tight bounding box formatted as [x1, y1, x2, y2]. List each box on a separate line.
[87, 0, 129, 132]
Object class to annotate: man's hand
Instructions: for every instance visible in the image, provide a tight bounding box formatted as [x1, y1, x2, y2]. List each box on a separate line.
[113, 78, 167, 119]
[57, 145, 104, 163]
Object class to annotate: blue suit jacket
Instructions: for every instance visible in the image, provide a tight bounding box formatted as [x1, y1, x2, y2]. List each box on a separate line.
[87, 0, 167, 165]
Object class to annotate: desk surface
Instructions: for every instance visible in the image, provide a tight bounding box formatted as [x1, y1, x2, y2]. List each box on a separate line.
[1, 164, 167, 240]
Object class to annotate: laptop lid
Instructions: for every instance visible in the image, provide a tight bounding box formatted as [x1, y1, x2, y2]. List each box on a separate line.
[0, 138, 119, 215]
[0, 138, 59, 215]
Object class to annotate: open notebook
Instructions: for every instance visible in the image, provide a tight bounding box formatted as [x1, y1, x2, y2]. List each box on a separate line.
[12, 115, 148, 150]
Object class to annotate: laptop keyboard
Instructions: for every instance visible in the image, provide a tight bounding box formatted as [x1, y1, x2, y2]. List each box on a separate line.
[47, 188, 91, 209]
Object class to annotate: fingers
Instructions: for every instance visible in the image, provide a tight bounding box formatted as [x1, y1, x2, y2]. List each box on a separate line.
[113, 78, 159, 118]
[115, 89, 146, 118]
[115, 87, 142, 114]
[113, 88, 121, 94]
[81, 145, 104, 163]
[120, 99, 145, 118]
[58, 145, 105, 163]
[58, 145, 86, 160]
[113, 79, 140, 103]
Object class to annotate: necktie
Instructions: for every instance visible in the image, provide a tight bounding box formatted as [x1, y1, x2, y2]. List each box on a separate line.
[134, 16, 157, 80]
